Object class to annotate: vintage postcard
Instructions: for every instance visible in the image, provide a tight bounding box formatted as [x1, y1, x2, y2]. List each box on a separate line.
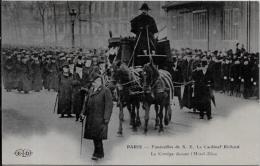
[2, 1, 260, 165]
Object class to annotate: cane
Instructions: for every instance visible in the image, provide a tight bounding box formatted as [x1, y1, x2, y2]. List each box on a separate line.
[53, 93, 58, 113]
[80, 91, 89, 156]
[80, 116, 84, 156]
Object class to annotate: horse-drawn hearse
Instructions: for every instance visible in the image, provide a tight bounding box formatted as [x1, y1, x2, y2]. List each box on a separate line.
[107, 29, 174, 136]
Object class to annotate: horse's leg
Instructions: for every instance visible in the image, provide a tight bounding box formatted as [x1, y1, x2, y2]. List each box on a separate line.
[164, 104, 170, 126]
[132, 103, 137, 131]
[154, 104, 159, 129]
[144, 102, 150, 134]
[127, 104, 133, 126]
[117, 102, 124, 136]
[136, 101, 141, 127]
[159, 104, 164, 132]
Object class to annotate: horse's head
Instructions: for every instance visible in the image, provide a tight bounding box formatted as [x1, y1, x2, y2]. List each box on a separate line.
[142, 63, 160, 88]
[112, 62, 131, 86]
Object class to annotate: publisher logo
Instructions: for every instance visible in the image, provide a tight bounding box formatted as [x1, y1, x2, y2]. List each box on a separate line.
[14, 149, 33, 157]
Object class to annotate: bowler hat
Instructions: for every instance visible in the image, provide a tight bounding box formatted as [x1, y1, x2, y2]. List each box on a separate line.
[139, 3, 151, 11]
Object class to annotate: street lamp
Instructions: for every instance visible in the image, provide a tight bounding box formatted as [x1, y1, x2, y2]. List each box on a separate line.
[69, 8, 77, 48]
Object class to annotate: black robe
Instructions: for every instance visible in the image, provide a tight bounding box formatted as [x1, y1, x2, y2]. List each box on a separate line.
[71, 72, 84, 116]
[192, 68, 213, 116]
[57, 74, 73, 115]
[130, 13, 158, 64]
[181, 60, 194, 109]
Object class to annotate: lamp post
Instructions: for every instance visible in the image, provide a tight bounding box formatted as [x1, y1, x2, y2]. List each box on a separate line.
[69, 8, 77, 48]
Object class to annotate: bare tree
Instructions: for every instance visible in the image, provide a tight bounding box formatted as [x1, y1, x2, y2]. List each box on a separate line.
[36, 2, 48, 44]
[88, 1, 93, 37]
[50, 1, 58, 46]
[78, 2, 82, 47]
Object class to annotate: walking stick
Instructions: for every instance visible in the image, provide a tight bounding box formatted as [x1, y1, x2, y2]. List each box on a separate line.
[53, 93, 58, 113]
[80, 117, 84, 156]
[79, 91, 89, 156]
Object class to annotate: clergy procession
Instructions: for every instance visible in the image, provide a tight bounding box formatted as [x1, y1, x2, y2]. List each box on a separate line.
[2, 2, 259, 162]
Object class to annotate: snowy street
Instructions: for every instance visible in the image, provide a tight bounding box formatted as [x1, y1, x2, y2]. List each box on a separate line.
[2, 89, 260, 165]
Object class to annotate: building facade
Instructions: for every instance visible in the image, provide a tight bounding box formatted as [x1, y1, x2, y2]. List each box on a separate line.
[2, 1, 167, 48]
[163, 1, 259, 53]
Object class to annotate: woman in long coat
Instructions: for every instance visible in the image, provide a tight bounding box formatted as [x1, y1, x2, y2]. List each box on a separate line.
[57, 65, 73, 118]
[82, 75, 113, 160]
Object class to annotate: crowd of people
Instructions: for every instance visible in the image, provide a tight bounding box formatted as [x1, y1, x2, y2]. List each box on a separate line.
[164, 43, 259, 119]
[2, 43, 259, 159]
[2, 45, 113, 160]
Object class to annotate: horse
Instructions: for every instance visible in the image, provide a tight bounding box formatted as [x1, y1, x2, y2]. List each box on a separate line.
[141, 62, 174, 133]
[112, 61, 143, 136]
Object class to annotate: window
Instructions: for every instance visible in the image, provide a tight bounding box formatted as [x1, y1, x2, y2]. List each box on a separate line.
[101, 2, 105, 16]
[58, 25, 64, 33]
[114, 2, 119, 17]
[192, 10, 208, 40]
[171, 14, 184, 40]
[223, 8, 239, 40]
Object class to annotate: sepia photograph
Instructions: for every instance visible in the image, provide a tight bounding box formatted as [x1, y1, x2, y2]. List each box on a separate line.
[1, 0, 260, 165]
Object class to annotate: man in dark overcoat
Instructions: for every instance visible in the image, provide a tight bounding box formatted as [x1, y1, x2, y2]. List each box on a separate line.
[130, 3, 158, 65]
[251, 55, 259, 98]
[48, 58, 59, 91]
[241, 58, 252, 99]
[192, 59, 214, 120]
[169, 55, 183, 108]
[81, 75, 113, 161]
[229, 58, 241, 96]
[71, 60, 84, 121]
[221, 58, 231, 94]
[181, 53, 194, 109]
[57, 64, 73, 118]
[212, 56, 223, 91]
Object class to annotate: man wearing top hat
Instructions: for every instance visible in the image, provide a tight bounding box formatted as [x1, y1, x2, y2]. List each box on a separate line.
[130, 3, 158, 58]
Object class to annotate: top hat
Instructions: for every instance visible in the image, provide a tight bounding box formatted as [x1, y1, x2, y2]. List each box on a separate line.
[139, 3, 151, 11]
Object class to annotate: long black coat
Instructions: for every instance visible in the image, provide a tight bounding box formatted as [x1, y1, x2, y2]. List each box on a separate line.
[130, 13, 158, 56]
[241, 64, 252, 98]
[71, 73, 84, 115]
[181, 60, 193, 109]
[192, 69, 213, 112]
[212, 62, 222, 91]
[83, 86, 113, 140]
[169, 61, 183, 97]
[57, 74, 73, 115]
